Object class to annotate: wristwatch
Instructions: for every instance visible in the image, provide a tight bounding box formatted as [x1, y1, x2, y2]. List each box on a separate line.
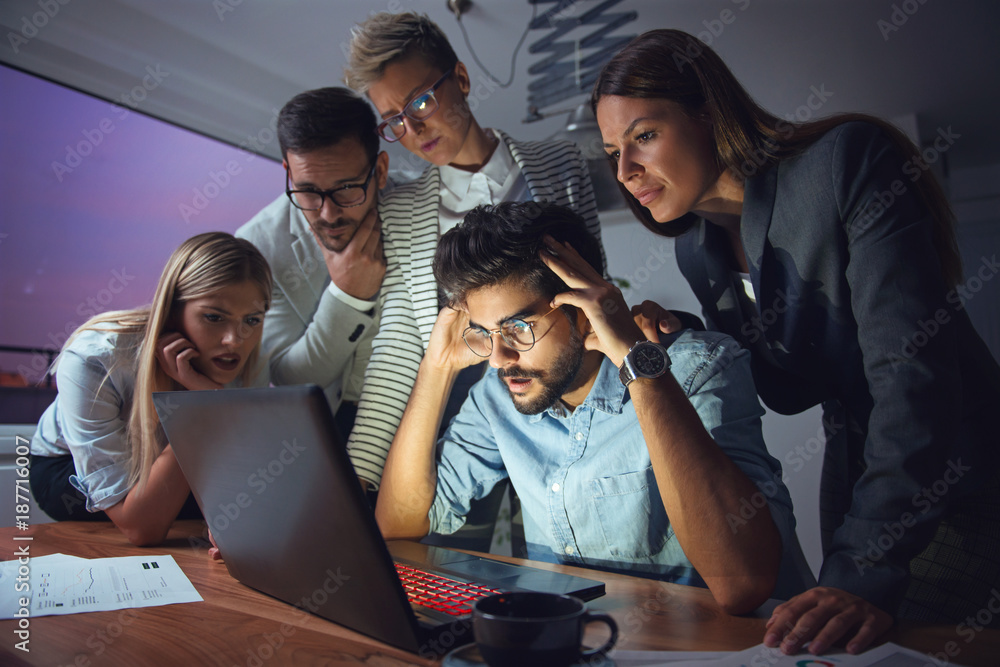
[618, 340, 672, 387]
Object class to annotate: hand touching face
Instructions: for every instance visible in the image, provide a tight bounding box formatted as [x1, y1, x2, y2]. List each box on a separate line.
[285, 139, 388, 299]
[159, 280, 267, 389]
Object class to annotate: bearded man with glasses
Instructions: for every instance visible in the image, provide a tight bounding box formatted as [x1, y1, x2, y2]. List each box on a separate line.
[375, 201, 815, 613]
[343, 11, 609, 497]
[237, 87, 388, 485]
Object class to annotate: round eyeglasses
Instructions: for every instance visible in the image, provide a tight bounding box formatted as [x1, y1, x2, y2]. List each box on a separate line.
[376, 69, 453, 143]
[285, 162, 376, 211]
[462, 306, 561, 358]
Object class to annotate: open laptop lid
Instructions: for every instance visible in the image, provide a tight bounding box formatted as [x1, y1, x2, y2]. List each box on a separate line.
[153, 385, 427, 652]
[154, 385, 605, 654]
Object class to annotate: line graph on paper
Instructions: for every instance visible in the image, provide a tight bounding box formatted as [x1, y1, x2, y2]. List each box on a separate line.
[34, 564, 97, 608]
[34, 562, 166, 609]
[1, 554, 202, 619]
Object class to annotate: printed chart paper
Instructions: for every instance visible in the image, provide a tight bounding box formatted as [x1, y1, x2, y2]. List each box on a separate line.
[1, 553, 202, 618]
[696, 641, 966, 667]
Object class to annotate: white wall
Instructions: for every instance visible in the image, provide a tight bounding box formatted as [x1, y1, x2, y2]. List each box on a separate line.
[599, 211, 826, 577]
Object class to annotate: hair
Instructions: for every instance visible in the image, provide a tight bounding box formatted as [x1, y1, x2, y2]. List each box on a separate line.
[591, 29, 962, 287]
[344, 11, 459, 95]
[58, 232, 272, 491]
[434, 201, 604, 308]
[277, 87, 379, 164]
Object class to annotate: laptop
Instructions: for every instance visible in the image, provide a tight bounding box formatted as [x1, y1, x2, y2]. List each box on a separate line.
[153, 385, 604, 657]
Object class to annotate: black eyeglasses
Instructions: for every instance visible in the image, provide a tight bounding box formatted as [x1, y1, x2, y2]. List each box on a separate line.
[285, 162, 376, 211]
[376, 69, 453, 143]
[462, 306, 560, 358]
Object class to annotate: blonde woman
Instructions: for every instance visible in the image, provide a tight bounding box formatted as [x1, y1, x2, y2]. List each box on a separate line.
[342, 12, 606, 493]
[29, 232, 272, 546]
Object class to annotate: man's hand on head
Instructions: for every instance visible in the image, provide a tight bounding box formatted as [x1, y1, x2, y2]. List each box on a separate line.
[319, 206, 386, 301]
[424, 306, 481, 373]
[539, 236, 645, 367]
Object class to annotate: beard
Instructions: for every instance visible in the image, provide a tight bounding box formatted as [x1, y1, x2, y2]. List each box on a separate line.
[309, 216, 358, 252]
[497, 327, 585, 415]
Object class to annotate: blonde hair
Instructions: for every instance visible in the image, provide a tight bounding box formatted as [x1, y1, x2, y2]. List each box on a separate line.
[344, 11, 458, 94]
[59, 232, 272, 490]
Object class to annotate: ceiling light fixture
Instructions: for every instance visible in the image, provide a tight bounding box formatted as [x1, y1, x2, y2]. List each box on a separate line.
[525, 1, 637, 211]
[547, 102, 624, 211]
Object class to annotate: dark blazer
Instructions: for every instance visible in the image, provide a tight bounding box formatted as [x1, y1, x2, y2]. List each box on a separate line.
[676, 121, 1000, 614]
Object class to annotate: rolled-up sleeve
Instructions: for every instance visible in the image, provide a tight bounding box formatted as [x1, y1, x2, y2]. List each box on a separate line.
[428, 383, 508, 535]
[679, 334, 808, 595]
[54, 349, 133, 512]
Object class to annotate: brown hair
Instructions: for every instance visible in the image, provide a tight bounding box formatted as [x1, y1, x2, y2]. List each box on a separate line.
[592, 29, 961, 286]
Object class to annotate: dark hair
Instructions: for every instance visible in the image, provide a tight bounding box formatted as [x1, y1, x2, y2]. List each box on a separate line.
[277, 87, 379, 163]
[434, 202, 604, 307]
[592, 29, 961, 287]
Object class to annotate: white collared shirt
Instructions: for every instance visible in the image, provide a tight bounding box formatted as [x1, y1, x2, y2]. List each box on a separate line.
[437, 129, 530, 235]
[737, 271, 756, 303]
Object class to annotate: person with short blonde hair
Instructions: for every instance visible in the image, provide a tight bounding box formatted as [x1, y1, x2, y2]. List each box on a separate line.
[343, 12, 607, 495]
[30, 232, 271, 546]
[344, 12, 458, 96]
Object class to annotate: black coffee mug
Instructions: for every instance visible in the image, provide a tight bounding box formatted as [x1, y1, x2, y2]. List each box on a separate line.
[473, 592, 618, 667]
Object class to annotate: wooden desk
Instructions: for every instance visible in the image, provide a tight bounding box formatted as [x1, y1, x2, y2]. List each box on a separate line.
[2, 521, 998, 666]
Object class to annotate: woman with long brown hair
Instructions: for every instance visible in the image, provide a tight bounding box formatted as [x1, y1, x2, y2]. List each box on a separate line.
[593, 29, 1000, 655]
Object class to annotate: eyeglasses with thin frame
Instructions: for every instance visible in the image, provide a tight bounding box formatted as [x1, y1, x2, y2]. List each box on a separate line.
[462, 306, 561, 358]
[285, 162, 376, 211]
[376, 69, 454, 143]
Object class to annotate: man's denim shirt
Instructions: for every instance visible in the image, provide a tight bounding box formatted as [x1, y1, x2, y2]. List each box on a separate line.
[429, 330, 810, 598]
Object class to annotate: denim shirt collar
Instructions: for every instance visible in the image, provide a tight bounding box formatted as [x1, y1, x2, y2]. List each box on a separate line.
[528, 356, 627, 423]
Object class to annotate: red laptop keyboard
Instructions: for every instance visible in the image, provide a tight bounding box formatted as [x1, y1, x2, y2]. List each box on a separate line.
[395, 563, 502, 616]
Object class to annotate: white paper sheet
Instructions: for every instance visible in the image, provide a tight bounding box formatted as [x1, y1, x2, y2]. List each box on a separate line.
[1, 553, 202, 618]
[694, 641, 967, 667]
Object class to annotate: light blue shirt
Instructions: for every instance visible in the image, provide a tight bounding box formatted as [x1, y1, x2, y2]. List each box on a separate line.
[31, 327, 261, 512]
[31, 328, 144, 511]
[429, 330, 812, 598]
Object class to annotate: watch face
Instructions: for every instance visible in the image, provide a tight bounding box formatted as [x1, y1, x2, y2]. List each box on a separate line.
[633, 343, 667, 375]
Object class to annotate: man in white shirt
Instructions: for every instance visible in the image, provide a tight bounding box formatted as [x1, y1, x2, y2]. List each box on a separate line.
[343, 12, 605, 491]
[237, 88, 388, 448]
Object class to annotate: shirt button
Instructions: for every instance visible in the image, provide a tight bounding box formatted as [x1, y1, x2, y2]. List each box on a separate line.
[575, 432, 584, 441]
[551, 483, 560, 492]
[564, 546, 575, 555]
